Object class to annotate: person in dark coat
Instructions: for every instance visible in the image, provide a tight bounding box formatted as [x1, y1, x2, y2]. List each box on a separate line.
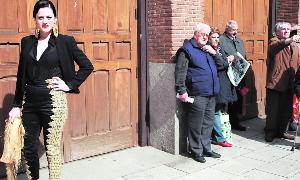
[8, 1, 94, 179]
[175, 23, 221, 163]
[208, 27, 237, 147]
[219, 20, 248, 131]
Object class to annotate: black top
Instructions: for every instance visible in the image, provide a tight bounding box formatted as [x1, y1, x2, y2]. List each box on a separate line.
[27, 36, 62, 85]
[13, 34, 94, 107]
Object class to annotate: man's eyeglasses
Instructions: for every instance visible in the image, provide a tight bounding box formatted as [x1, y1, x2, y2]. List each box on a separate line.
[198, 32, 209, 37]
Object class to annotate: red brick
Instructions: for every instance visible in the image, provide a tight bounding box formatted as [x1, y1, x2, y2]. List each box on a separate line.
[148, 0, 204, 63]
[276, 0, 300, 24]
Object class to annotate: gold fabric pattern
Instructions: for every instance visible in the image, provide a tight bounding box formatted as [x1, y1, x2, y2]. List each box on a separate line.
[46, 90, 67, 180]
[0, 117, 24, 180]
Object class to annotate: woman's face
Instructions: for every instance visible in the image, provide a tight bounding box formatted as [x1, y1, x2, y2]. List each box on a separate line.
[209, 33, 220, 46]
[35, 7, 57, 35]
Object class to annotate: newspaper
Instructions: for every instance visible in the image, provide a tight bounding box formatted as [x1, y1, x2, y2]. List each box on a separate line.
[227, 52, 250, 87]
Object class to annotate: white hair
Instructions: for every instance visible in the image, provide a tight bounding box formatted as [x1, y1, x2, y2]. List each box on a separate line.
[194, 23, 211, 35]
[226, 20, 238, 30]
[273, 22, 291, 37]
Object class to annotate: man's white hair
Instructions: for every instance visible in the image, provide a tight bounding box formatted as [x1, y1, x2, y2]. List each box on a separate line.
[194, 23, 211, 34]
[226, 20, 238, 30]
[274, 22, 291, 32]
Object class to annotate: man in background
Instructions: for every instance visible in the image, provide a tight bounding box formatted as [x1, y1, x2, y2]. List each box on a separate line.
[220, 20, 248, 131]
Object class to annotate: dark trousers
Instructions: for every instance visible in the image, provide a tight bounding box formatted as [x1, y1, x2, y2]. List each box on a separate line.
[228, 93, 243, 126]
[187, 96, 215, 156]
[265, 88, 293, 137]
[23, 110, 53, 179]
[22, 86, 67, 180]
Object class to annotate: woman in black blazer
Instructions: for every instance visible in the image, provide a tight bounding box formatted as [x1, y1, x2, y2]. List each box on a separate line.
[8, 1, 93, 179]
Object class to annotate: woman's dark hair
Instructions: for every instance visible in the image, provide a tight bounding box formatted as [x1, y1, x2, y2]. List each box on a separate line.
[33, 0, 57, 18]
[210, 27, 220, 36]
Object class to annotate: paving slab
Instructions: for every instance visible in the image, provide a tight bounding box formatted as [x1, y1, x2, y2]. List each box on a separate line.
[242, 146, 292, 163]
[288, 172, 300, 180]
[236, 169, 286, 180]
[256, 158, 300, 178]
[122, 165, 187, 180]
[165, 155, 223, 174]
[211, 156, 267, 176]
[213, 145, 252, 161]
[233, 137, 270, 151]
[175, 167, 237, 180]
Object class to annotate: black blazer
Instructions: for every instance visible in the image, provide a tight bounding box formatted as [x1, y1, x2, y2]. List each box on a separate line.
[13, 34, 94, 107]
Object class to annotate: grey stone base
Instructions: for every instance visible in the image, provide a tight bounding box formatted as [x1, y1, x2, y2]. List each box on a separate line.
[149, 62, 187, 154]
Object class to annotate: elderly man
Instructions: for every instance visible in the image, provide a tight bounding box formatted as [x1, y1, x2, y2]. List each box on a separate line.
[219, 20, 248, 131]
[175, 23, 221, 163]
[265, 22, 300, 142]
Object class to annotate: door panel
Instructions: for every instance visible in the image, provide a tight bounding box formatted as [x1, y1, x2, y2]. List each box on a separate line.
[205, 0, 269, 118]
[60, 0, 138, 161]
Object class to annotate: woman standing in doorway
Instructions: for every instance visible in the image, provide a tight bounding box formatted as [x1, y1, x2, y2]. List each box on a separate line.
[207, 27, 237, 147]
[8, 0, 94, 179]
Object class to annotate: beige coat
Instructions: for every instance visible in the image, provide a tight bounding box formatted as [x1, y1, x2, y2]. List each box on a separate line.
[266, 37, 300, 91]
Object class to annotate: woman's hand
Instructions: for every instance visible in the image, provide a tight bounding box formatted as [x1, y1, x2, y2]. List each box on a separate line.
[8, 107, 21, 123]
[202, 45, 217, 55]
[47, 77, 70, 92]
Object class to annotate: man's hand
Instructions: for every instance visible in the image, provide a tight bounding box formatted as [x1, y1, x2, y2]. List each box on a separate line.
[227, 55, 235, 64]
[179, 92, 189, 102]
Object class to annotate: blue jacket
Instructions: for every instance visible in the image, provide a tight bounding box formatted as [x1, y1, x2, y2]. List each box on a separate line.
[181, 39, 220, 96]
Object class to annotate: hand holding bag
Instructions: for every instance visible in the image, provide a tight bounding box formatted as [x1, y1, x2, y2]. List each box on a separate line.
[220, 113, 233, 144]
[0, 117, 25, 180]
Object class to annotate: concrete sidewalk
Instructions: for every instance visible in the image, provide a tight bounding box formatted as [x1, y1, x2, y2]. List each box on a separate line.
[10, 118, 300, 179]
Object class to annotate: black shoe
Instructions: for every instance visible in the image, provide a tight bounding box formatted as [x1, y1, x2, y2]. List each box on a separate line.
[279, 132, 295, 140]
[204, 151, 221, 158]
[265, 135, 274, 142]
[192, 154, 206, 163]
[232, 124, 246, 131]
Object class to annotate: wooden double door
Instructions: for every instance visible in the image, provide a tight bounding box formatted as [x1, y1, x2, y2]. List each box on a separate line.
[205, 0, 269, 119]
[0, 0, 138, 174]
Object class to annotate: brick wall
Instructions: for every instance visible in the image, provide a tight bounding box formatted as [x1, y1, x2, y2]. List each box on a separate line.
[276, 0, 300, 24]
[148, 0, 204, 63]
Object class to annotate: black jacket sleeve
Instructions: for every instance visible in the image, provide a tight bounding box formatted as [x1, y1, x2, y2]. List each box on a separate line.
[175, 50, 189, 95]
[12, 37, 27, 107]
[65, 36, 94, 92]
